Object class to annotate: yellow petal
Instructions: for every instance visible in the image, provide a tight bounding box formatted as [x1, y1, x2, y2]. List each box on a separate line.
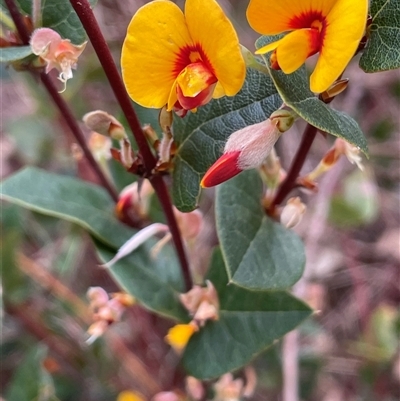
[255, 39, 281, 55]
[212, 82, 226, 99]
[167, 78, 179, 111]
[276, 29, 319, 74]
[247, 0, 336, 34]
[184, 0, 245, 96]
[310, 0, 368, 92]
[121, 1, 193, 108]
[117, 390, 146, 401]
[165, 323, 197, 352]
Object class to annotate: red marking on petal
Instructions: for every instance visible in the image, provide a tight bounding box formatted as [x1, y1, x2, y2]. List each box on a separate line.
[173, 43, 215, 77]
[307, 28, 321, 57]
[201, 151, 242, 188]
[288, 11, 325, 30]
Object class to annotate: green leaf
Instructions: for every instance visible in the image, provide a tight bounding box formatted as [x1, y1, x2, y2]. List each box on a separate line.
[0, 167, 187, 320]
[255, 36, 368, 155]
[0, 46, 32, 63]
[95, 242, 188, 321]
[0, 167, 134, 249]
[216, 170, 305, 290]
[14, 0, 97, 44]
[360, 0, 400, 72]
[182, 249, 312, 379]
[172, 67, 282, 212]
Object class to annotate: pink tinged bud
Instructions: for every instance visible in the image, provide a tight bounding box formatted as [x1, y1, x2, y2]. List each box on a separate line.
[202, 114, 292, 188]
[280, 197, 306, 229]
[83, 110, 126, 141]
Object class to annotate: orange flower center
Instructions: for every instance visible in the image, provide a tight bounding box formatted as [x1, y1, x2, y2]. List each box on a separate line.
[172, 44, 218, 110]
[289, 11, 327, 54]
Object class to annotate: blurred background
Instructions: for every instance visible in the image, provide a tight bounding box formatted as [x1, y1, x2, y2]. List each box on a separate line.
[1, 1, 399, 400]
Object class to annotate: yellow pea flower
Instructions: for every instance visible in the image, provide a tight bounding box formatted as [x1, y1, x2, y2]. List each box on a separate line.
[121, 0, 245, 114]
[247, 0, 368, 93]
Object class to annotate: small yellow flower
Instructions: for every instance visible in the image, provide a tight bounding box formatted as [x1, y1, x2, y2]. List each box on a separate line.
[247, 0, 368, 93]
[121, 0, 245, 113]
[165, 322, 198, 352]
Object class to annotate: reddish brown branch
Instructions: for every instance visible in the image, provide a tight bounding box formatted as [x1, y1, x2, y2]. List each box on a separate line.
[69, 0, 192, 290]
[269, 123, 318, 212]
[69, 0, 157, 172]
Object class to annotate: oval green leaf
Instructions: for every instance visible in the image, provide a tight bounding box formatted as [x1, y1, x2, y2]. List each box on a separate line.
[182, 249, 312, 379]
[360, 0, 400, 72]
[255, 36, 368, 155]
[172, 67, 282, 212]
[0, 167, 187, 320]
[14, 0, 97, 44]
[216, 170, 305, 290]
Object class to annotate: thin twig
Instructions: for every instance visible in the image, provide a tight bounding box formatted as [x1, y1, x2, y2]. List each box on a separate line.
[4, 0, 119, 203]
[269, 123, 318, 211]
[40, 73, 119, 201]
[151, 175, 193, 291]
[69, 0, 192, 290]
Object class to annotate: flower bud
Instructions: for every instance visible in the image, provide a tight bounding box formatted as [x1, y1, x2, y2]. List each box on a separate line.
[201, 111, 295, 188]
[83, 110, 126, 141]
[280, 197, 306, 229]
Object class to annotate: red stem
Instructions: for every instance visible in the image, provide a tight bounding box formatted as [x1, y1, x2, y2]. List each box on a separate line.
[4, 0, 119, 203]
[70, 0, 192, 290]
[269, 123, 318, 210]
[151, 175, 192, 291]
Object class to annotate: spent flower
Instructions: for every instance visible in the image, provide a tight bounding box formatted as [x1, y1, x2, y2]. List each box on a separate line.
[121, 0, 245, 114]
[30, 28, 86, 87]
[247, 0, 368, 93]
